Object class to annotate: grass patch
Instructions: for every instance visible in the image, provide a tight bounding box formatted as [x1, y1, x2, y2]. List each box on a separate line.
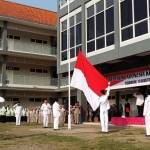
[32, 134, 83, 143]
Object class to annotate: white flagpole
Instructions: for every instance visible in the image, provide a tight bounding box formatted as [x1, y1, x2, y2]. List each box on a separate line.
[67, 0, 71, 130]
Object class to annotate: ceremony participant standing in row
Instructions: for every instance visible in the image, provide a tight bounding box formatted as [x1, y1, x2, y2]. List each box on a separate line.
[143, 92, 150, 137]
[133, 92, 144, 117]
[74, 102, 80, 124]
[53, 100, 60, 130]
[41, 99, 51, 128]
[99, 84, 110, 133]
[13, 102, 22, 126]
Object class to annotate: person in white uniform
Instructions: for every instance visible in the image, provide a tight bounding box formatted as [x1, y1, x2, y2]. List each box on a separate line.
[99, 84, 110, 133]
[143, 92, 150, 137]
[41, 99, 51, 128]
[52, 100, 60, 130]
[133, 92, 144, 117]
[13, 102, 22, 126]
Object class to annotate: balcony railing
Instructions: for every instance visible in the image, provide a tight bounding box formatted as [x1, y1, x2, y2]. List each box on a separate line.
[60, 77, 69, 86]
[0, 39, 2, 49]
[0, 74, 1, 83]
[7, 39, 57, 55]
[6, 74, 58, 87]
[50, 78, 58, 86]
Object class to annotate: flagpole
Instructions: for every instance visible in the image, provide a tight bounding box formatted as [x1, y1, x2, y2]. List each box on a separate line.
[67, 0, 71, 130]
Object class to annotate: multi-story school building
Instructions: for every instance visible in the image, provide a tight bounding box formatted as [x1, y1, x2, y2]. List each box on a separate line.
[58, 0, 150, 123]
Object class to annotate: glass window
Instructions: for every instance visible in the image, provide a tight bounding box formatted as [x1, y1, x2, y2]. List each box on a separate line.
[61, 31, 67, 51]
[62, 20, 67, 30]
[135, 21, 148, 37]
[70, 16, 74, 27]
[106, 33, 114, 46]
[87, 5, 94, 18]
[106, 0, 113, 8]
[96, 12, 104, 37]
[106, 7, 114, 33]
[96, 37, 105, 50]
[121, 0, 133, 27]
[122, 26, 133, 41]
[62, 51, 67, 61]
[96, 0, 104, 13]
[87, 41, 95, 52]
[87, 17, 95, 41]
[70, 27, 75, 47]
[70, 48, 75, 58]
[14, 36, 20, 40]
[76, 12, 81, 23]
[76, 23, 82, 45]
[134, 0, 147, 22]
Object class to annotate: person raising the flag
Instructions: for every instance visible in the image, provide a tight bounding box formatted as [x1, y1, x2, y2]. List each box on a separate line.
[99, 82, 111, 133]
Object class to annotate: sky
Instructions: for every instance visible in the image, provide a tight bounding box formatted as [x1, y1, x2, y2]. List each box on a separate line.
[9, 0, 57, 12]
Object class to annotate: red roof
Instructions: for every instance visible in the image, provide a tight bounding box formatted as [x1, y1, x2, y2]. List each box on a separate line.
[0, 0, 57, 26]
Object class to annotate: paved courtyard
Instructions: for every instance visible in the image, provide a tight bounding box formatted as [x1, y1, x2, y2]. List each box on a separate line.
[0, 123, 150, 150]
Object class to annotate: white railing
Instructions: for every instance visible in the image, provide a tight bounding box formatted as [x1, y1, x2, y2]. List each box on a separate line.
[7, 74, 58, 87]
[7, 39, 57, 55]
[50, 78, 58, 86]
[0, 39, 2, 49]
[60, 77, 68, 86]
[0, 74, 1, 83]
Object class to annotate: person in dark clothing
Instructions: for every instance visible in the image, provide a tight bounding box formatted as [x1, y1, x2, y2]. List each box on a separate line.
[125, 100, 130, 117]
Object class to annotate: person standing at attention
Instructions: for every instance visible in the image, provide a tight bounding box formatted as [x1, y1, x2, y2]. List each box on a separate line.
[41, 99, 51, 128]
[13, 102, 22, 126]
[99, 83, 110, 133]
[52, 100, 60, 130]
[143, 91, 150, 137]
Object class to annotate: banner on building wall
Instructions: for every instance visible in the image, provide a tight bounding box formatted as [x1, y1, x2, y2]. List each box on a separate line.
[106, 66, 150, 90]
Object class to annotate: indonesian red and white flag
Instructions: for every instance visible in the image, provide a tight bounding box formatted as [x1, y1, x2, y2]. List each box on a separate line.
[71, 51, 108, 111]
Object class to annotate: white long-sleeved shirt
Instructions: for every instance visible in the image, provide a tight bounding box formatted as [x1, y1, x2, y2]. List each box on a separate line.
[13, 104, 22, 116]
[41, 103, 51, 115]
[133, 93, 144, 106]
[99, 86, 110, 112]
[52, 102, 60, 118]
[143, 95, 150, 116]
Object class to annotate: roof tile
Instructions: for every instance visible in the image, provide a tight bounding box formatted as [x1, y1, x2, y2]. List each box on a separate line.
[0, 0, 57, 26]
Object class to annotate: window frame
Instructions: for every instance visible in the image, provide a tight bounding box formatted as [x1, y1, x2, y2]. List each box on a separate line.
[119, 0, 150, 47]
[85, 0, 115, 57]
[60, 7, 82, 65]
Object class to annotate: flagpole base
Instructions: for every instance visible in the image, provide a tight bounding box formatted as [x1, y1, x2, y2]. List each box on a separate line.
[68, 114, 71, 130]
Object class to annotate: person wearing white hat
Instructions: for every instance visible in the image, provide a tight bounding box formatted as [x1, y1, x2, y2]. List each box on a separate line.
[13, 102, 22, 126]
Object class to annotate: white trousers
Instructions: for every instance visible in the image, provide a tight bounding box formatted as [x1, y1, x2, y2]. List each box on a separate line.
[145, 116, 150, 135]
[53, 117, 59, 129]
[100, 110, 108, 132]
[43, 114, 49, 127]
[16, 115, 21, 126]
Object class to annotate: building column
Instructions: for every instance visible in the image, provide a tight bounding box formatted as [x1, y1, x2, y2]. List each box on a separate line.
[1, 56, 7, 87]
[77, 90, 87, 123]
[2, 21, 7, 51]
[116, 91, 120, 115]
[114, 0, 120, 56]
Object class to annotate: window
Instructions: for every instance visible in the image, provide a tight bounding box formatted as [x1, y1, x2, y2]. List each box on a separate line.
[31, 38, 48, 45]
[50, 36, 57, 47]
[14, 36, 20, 40]
[120, 0, 150, 42]
[6, 66, 20, 71]
[86, 0, 114, 53]
[30, 68, 48, 73]
[7, 35, 20, 40]
[60, 9, 82, 61]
